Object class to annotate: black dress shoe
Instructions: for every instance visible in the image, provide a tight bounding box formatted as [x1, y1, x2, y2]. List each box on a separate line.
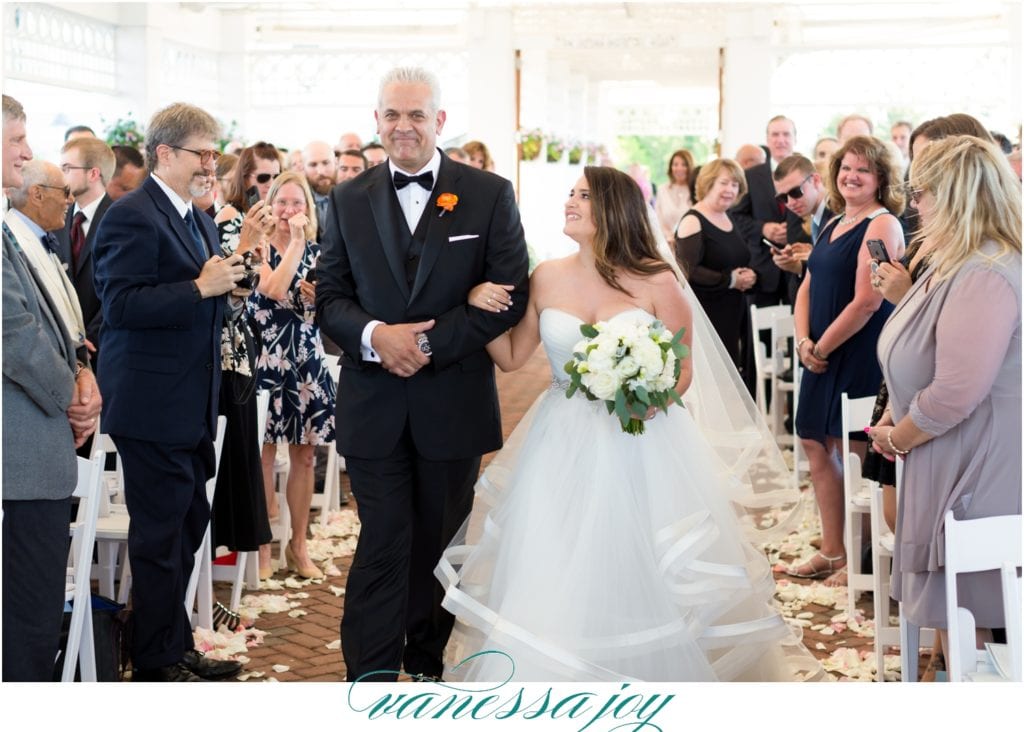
[132, 662, 204, 682]
[182, 649, 242, 680]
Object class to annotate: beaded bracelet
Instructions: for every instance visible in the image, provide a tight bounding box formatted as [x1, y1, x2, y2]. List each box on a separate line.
[887, 431, 910, 456]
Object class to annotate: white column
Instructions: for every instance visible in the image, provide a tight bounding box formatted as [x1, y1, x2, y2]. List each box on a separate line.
[114, 3, 160, 120]
[465, 7, 516, 176]
[720, 8, 775, 159]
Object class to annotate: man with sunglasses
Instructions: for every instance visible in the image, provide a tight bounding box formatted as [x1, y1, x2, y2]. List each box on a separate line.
[94, 102, 247, 682]
[731, 115, 808, 309]
[771, 154, 831, 303]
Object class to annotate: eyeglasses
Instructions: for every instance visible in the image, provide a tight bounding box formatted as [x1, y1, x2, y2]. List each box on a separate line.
[168, 144, 222, 166]
[894, 183, 924, 205]
[37, 183, 71, 197]
[255, 173, 277, 184]
[60, 164, 92, 174]
[774, 174, 813, 205]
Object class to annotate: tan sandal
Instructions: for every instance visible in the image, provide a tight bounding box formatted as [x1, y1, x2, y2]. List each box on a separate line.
[786, 552, 847, 579]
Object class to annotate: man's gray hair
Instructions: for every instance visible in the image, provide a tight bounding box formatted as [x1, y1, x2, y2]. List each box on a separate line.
[378, 67, 442, 112]
[2, 94, 26, 125]
[7, 160, 53, 208]
[145, 102, 220, 174]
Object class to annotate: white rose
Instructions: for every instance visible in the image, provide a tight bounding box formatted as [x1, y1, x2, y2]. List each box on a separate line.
[583, 370, 620, 401]
[616, 355, 639, 378]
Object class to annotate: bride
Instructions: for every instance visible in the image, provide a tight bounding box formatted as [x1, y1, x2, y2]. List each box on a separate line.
[435, 166, 822, 682]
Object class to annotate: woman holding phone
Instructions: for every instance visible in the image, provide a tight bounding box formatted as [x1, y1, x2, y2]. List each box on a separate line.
[787, 135, 905, 584]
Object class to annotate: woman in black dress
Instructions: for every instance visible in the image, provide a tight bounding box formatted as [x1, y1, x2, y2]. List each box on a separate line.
[674, 158, 758, 395]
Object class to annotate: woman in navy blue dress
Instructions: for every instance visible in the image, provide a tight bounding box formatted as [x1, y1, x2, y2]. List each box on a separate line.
[787, 136, 905, 584]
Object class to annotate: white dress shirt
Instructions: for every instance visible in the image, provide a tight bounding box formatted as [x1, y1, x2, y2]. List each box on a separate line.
[359, 149, 442, 362]
[73, 193, 104, 239]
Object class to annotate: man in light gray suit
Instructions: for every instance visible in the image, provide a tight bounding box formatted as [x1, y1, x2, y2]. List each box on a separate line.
[2, 95, 102, 681]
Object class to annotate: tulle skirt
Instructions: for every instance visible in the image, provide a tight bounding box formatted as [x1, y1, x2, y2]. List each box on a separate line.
[436, 383, 823, 682]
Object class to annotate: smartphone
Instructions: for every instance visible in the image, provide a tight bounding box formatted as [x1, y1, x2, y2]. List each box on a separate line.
[866, 239, 891, 263]
[305, 268, 317, 284]
[245, 185, 260, 210]
[761, 237, 785, 251]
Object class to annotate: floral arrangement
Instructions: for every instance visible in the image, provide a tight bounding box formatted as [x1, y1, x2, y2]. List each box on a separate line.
[546, 136, 565, 163]
[102, 114, 144, 149]
[517, 128, 543, 161]
[587, 143, 607, 166]
[217, 118, 242, 153]
[567, 141, 584, 165]
[565, 317, 689, 435]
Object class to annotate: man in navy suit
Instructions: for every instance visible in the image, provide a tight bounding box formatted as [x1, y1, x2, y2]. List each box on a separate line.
[93, 103, 246, 682]
[317, 67, 529, 682]
[53, 137, 115, 367]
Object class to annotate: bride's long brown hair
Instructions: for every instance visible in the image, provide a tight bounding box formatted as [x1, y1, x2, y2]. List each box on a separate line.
[584, 166, 672, 294]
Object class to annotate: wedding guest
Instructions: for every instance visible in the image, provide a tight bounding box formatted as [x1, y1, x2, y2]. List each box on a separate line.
[3, 95, 100, 682]
[890, 121, 912, 160]
[813, 136, 839, 163]
[734, 144, 766, 170]
[250, 171, 336, 580]
[216, 141, 282, 233]
[301, 140, 336, 238]
[771, 154, 831, 303]
[335, 148, 366, 183]
[361, 141, 387, 168]
[837, 114, 873, 142]
[286, 149, 304, 173]
[868, 135, 1021, 656]
[213, 153, 238, 211]
[444, 146, 468, 163]
[462, 140, 493, 171]
[337, 131, 362, 154]
[654, 148, 694, 243]
[788, 135, 905, 585]
[211, 178, 275, 580]
[93, 102, 245, 682]
[64, 124, 95, 141]
[106, 145, 146, 201]
[674, 158, 757, 395]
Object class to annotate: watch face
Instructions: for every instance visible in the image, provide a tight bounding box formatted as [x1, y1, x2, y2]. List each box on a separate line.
[417, 334, 431, 355]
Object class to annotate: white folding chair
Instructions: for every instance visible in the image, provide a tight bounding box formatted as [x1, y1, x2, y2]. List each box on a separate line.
[315, 360, 343, 526]
[748, 304, 791, 422]
[1000, 562, 1021, 681]
[840, 393, 876, 612]
[61, 450, 105, 682]
[942, 510, 1021, 682]
[91, 433, 132, 604]
[768, 312, 796, 445]
[211, 390, 270, 603]
[870, 483, 899, 680]
[184, 416, 228, 629]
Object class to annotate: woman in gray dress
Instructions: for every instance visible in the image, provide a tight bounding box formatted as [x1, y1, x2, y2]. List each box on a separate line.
[868, 135, 1021, 644]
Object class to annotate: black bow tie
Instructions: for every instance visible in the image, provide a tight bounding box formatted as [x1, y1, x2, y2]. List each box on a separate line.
[41, 232, 61, 255]
[393, 170, 434, 191]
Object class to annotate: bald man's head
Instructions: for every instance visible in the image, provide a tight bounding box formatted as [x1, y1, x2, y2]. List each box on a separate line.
[303, 140, 336, 196]
[735, 144, 766, 170]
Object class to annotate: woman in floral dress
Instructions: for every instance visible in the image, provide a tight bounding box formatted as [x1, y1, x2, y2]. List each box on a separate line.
[249, 171, 336, 579]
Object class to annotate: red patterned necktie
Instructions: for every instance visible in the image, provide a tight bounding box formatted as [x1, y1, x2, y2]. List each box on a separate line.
[70, 210, 86, 270]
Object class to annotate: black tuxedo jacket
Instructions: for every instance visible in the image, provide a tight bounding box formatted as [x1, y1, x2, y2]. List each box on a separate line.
[93, 176, 224, 444]
[53, 193, 113, 359]
[316, 154, 530, 461]
[730, 162, 809, 296]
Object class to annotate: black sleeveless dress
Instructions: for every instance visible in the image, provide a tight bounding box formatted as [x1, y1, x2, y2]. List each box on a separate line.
[674, 209, 755, 395]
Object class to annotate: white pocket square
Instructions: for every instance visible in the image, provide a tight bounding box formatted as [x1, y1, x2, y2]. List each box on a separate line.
[448, 234, 480, 242]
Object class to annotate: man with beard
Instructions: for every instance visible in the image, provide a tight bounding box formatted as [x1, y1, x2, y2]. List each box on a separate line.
[55, 137, 115, 367]
[93, 102, 246, 682]
[302, 140, 337, 242]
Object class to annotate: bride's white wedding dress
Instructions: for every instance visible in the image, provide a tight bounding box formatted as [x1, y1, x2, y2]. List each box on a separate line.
[436, 307, 823, 682]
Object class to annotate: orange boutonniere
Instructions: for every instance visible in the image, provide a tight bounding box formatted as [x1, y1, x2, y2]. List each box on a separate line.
[436, 192, 459, 217]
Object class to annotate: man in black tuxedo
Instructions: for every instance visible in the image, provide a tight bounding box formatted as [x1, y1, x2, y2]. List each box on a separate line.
[54, 137, 115, 367]
[317, 67, 529, 682]
[731, 115, 809, 308]
[93, 103, 246, 682]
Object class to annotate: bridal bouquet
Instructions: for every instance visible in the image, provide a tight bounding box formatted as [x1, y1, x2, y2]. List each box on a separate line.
[564, 317, 689, 435]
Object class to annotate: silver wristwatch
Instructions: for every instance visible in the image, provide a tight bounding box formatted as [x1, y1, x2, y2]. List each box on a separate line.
[416, 332, 432, 356]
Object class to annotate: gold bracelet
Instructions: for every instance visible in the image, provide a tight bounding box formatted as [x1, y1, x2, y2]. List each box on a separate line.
[887, 431, 910, 456]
